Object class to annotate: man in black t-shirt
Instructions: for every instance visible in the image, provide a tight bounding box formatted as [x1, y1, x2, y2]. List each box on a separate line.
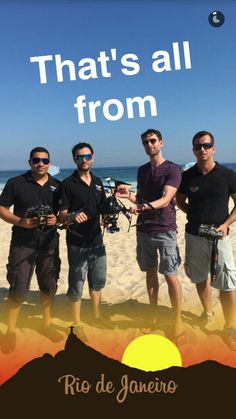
[59, 142, 110, 337]
[0, 147, 62, 353]
[176, 131, 236, 350]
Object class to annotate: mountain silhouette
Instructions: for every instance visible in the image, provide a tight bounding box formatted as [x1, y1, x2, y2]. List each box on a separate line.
[0, 327, 235, 417]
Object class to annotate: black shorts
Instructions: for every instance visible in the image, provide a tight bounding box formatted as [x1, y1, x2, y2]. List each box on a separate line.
[6, 244, 61, 303]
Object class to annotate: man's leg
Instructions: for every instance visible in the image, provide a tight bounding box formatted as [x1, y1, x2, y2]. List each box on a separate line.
[157, 231, 185, 344]
[5, 298, 21, 333]
[146, 269, 159, 306]
[37, 248, 63, 342]
[184, 232, 214, 325]
[69, 299, 88, 342]
[88, 245, 111, 328]
[40, 293, 55, 328]
[220, 290, 236, 350]
[66, 245, 89, 341]
[71, 299, 82, 326]
[196, 279, 213, 314]
[2, 245, 35, 353]
[1, 298, 21, 354]
[165, 274, 185, 342]
[219, 290, 236, 328]
[146, 269, 159, 325]
[136, 232, 158, 327]
[89, 288, 112, 328]
[39, 292, 63, 342]
[89, 289, 101, 319]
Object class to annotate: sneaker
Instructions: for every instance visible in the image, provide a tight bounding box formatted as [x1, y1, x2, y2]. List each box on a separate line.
[74, 325, 89, 343]
[92, 316, 114, 329]
[1, 331, 16, 354]
[224, 327, 236, 351]
[42, 325, 64, 343]
[199, 311, 215, 327]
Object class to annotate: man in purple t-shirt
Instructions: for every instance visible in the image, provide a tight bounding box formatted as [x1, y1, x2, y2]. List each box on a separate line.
[116, 129, 185, 345]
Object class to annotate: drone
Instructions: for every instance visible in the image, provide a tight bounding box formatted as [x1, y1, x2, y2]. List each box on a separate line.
[57, 177, 155, 235]
[101, 178, 132, 233]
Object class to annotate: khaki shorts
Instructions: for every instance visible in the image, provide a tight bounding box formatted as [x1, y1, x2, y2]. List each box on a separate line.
[185, 232, 236, 291]
[136, 230, 181, 275]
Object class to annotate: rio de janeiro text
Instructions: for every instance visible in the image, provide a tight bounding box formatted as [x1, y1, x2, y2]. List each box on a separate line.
[58, 373, 178, 403]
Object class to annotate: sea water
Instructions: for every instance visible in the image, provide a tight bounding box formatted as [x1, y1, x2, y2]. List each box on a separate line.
[0, 163, 236, 193]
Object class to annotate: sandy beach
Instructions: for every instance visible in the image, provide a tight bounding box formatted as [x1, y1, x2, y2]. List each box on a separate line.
[1, 202, 236, 383]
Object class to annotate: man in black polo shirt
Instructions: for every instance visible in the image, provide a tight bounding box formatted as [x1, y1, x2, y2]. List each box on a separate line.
[0, 147, 62, 353]
[176, 131, 236, 350]
[59, 142, 109, 336]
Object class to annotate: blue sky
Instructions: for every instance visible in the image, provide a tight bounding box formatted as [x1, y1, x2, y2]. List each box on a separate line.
[0, 0, 236, 169]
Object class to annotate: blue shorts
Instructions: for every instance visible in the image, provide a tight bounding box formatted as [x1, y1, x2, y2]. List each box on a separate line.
[136, 230, 181, 275]
[67, 244, 107, 301]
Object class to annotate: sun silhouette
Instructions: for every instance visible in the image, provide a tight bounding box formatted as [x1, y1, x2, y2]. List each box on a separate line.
[121, 334, 182, 371]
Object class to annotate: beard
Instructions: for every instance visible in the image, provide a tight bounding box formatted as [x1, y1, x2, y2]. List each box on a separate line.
[78, 165, 90, 172]
[146, 149, 160, 157]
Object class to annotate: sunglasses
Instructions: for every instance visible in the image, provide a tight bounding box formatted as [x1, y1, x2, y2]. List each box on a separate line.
[31, 157, 50, 165]
[193, 143, 214, 151]
[142, 138, 157, 146]
[75, 153, 93, 162]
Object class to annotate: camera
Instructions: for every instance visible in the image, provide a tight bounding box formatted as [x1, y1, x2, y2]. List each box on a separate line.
[27, 204, 53, 225]
[102, 195, 124, 216]
[102, 195, 131, 233]
[198, 224, 223, 240]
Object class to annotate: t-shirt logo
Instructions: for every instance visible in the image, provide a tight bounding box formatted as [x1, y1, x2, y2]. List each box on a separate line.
[190, 186, 199, 192]
[95, 184, 102, 191]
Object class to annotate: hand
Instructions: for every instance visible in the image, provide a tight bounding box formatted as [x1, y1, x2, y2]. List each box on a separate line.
[46, 214, 57, 226]
[130, 203, 150, 214]
[74, 211, 88, 224]
[17, 216, 39, 229]
[101, 218, 109, 228]
[128, 204, 143, 214]
[115, 185, 130, 199]
[216, 223, 228, 239]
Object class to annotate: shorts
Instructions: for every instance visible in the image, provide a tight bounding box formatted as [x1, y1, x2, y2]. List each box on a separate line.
[67, 244, 107, 301]
[6, 243, 60, 303]
[136, 230, 181, 275]
[184, 232, 236, 291]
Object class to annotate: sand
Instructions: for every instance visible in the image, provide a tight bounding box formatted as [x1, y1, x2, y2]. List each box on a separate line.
[1, 202, 236, 383]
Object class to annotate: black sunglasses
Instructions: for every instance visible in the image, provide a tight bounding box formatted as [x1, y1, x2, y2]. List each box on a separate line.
[142, 138, 157, 146]
[193, 143, 214, 151]
[31, 157, 50, 165]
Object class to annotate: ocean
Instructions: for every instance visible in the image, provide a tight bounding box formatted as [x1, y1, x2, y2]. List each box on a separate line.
[0, 163, 236, 193]
[0, 166, 139, 193]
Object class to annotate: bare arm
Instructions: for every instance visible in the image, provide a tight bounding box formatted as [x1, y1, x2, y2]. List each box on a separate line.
[176, 192, 189, 214]
[117, 184, 179, 213]
[217, 193, 236, 239]
[58, 208, 88, 224]
[115, 185, 137, 204]
[144, 184, 177, 210]
[0, 206, 39, 228]
[131, 185, 179, 214]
